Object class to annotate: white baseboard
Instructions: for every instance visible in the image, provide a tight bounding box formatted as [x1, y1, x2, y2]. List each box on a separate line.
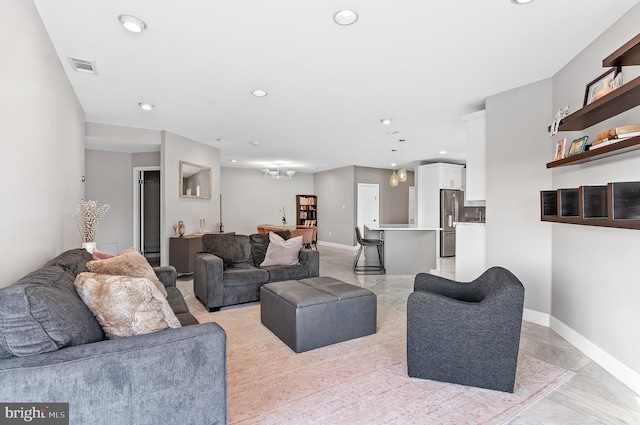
[523, 308, 550, 327]
[548, 316, 640, 395]
[316, 241, 359, 251]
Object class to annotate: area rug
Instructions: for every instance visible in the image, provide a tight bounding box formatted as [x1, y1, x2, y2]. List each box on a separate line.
[196, 302, 574, 425]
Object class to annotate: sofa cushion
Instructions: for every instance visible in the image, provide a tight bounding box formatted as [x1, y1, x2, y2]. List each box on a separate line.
[262, 264, 309, 282]
[203, 234, 252, 265]
[86, 250, 167, 297]
[0, 265, 105, 358]
[223, 263, 269, 287]
[260, 233, 303, 267]
[74, 273, 181, 339]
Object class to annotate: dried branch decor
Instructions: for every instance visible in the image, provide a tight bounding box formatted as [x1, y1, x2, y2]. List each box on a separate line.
[71, 200, 110, 243]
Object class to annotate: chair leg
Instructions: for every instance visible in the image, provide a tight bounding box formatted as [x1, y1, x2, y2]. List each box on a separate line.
[353, 245, 364, 270]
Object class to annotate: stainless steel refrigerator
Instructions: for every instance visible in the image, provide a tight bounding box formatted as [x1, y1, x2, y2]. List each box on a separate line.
[440, 189, 464, 257]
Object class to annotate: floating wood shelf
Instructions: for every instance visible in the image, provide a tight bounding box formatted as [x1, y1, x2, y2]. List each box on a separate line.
[546, 135, 640, 168]
[603, 32, 640, 67]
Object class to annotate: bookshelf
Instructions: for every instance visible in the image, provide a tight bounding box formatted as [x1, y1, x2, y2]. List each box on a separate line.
[296, 195, 317, 227]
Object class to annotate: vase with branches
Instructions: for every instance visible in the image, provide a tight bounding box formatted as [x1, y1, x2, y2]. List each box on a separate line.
[279, 205, 287, 227]
[70, 200, 110, 252]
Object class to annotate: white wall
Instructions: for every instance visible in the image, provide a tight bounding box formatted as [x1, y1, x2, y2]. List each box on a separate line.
[161, 131, 220, 265]
[220, 167, 314, 236]
[0, 0, 85, 287]
[550, 4, 640, 384]
[85, 150, 134, 254]
[485, 79, 553, 315]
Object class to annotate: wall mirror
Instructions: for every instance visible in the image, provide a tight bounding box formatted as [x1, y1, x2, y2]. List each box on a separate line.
[179, 161, 212, 199]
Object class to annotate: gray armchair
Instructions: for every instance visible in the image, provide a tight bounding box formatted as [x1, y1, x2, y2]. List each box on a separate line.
[406, 267, 525, 392]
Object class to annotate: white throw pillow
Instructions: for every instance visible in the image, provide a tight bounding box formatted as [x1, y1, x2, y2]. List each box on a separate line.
[260, 232, 303, 267]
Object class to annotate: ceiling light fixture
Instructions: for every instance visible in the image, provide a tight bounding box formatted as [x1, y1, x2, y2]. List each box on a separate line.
[260, 168, 296, 180]
[440, 150, 447, 154]
[230, 159, 237, 163]
[397, 139, 407, 183]
[138, 102, 154, 111]
[252, 90, 268, 97]
[390, 149, 399, 187]
[334, 10, 358, 26]
[511, 0, 534, 4]
[118, 15, 147, 33]
[381, 118, 392, 125]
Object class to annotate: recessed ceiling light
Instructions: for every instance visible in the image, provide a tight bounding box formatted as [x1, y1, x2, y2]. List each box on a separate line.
[334, 10, 358, 25]
[250, 141, 260, 146]
[216, 138, 227, 143]
[511, 0, 534, 4]
[138, 102, 154, 111]
[440, 150, 447, 154]
[252, 90, 268, 97]
[118, 15, 147, 33]
[381, 118, 392, 125]
[230, 159, 237, 163]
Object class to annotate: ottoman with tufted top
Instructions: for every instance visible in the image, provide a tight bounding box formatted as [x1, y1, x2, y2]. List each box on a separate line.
[260, 276, 377, 353]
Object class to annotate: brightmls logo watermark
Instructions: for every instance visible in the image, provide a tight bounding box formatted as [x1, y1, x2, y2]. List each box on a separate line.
[0, 404, 68, 424]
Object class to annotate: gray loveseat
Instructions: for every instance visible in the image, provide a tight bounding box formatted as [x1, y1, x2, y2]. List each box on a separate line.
[0, 249, 227, 425]
[194, 232, 320, 311]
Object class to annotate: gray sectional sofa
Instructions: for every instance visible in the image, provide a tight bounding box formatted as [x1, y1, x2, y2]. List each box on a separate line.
[0, 249, 227, 425]
[194, 232, 320, 311]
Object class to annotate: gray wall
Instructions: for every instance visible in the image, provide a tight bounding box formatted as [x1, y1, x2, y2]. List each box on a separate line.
[161, 131, 220, 265]
[485, 79, 553, 315]
[220, 168, 314, 236]
[85, 150, 134, 254]
[355, 166, 415, 226]
[314, 166, 356, 246]
[550, 4, 640, 377]
[133, 152, 161, 167]
[0, 0, 85, 287]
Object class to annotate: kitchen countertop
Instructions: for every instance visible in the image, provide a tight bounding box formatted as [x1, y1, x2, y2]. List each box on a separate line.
[364, 224, 441, 231]
[454, 222, 485, 226]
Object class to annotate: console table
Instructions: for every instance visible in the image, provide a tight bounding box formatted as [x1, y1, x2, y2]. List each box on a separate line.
[169, 234, 202, 274]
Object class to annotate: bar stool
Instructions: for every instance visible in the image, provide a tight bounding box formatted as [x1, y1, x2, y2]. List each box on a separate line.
[353, 227, 385, 273]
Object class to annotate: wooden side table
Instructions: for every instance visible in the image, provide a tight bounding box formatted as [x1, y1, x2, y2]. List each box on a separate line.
[169, 234, 202, 274]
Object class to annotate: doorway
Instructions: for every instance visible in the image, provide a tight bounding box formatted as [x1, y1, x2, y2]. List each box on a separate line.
[133, 167, 161, 266]
[357, 183, 380, 234]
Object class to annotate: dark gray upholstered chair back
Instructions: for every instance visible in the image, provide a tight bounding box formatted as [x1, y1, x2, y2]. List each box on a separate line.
[407, 266, 525, 392]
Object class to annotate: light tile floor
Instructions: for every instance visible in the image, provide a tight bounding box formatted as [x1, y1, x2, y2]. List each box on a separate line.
[178, 245, 640, 424]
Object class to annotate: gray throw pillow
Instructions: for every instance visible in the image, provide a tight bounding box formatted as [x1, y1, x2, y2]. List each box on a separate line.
[202, 234, 252, 264]
[0, 265, 105, 358]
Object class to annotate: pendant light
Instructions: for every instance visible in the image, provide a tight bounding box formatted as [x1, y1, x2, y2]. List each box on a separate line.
[397, 139, 407, 183]
[390, 149, 399, 187]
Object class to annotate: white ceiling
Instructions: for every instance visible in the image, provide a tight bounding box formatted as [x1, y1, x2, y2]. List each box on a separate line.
[33, 0, 640, 173]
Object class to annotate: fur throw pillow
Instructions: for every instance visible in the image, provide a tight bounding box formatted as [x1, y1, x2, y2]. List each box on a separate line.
[86, 250, 167, 297]
[91, 246, 135, 261]
[260, 232, 303, 267]
[74, 273, 181, 339]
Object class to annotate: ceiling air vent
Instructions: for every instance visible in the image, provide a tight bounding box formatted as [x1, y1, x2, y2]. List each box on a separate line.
[68, 57, 97, 75]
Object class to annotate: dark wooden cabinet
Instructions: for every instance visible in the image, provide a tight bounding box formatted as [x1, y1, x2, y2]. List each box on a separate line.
[296, 195, 317, 226]
[541, 32, 640, 230]
[169, 235, 202, 274]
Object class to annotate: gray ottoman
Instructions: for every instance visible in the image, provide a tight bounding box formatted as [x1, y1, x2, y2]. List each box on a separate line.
[260, 276, 377, 353]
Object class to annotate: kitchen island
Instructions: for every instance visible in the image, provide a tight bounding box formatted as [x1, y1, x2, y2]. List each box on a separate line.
[363, 224, 440, 275]
[454, 222, 486, 281]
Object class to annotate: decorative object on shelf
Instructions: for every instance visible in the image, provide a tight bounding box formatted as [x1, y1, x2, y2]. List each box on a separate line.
[70, 199, 110, 253]
[568, 136, 589, 156]
[199, 216, 207, 234]
[279, 206, 287, 227]
[260, 168, 296, 180]
[177, 221, 185, 237]
[397, 139, 408, 183]
[550, 106, 569, 136]
[584, 67, 620, 106]
[554, 138, 567, 160]
[611, 72, 624, 90]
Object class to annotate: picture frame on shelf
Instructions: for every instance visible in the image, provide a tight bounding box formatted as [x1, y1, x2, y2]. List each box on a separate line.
[554, 138, 567, 161]
[567, 136, 589, 156]
[584, 67, 620, 106]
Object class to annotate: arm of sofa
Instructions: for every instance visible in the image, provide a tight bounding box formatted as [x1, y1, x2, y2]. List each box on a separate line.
[193, 252, 225, 311]
[154, 265, 177, 288]
[299, 249, 319, 278]
[0, 322, 227, 425]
